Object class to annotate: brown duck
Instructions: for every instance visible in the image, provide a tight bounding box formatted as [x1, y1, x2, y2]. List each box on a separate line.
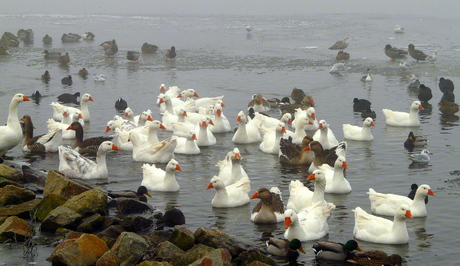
[279, 136, 314, 165]
[250, 187, 285, 224]
[165, 46, 176, 60]
[347, 250, 402, 266]
[67, 122, 112, 155]
[408, 44, 428, 62]
[57, 52, 70, 65]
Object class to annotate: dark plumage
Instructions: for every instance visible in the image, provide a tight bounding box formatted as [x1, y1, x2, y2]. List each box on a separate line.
[361, 107, 376, 119]
[408, 44, 428, 62]
[305, 141, 346, 169]
[439, 101, 459, 116]
[127, 51, 140, 62]
[348, 250, 402, 266]
[42, 34, 52, 44]
[162, 207, 186, 227]
[101, 39, 118, 56]
[61, 75, 73, 85]
[404, 131, 427, 152]
[30, 91, 42, 104]
[247, 107, 268, 119]
[141, 42, 159, 53]
[165, 46, 176, 60]
[108, 186, 152, 202]
[408, 183, 428, 204]
[250, 187, 285, 224]
[67, 122, 113, 155]
[438, 77, 454, 93]
[353, 98, 372, 112]
[115, 97, 128, 110]
[418, 84, 433, 102]
[384, 44, 407, 61]
[266, 238, 306, 258]
[279, 136, 313, 165]
[279, 95, 314, 117]
[336, 50, 350, 60]
[440, 91, 455, 103]
[78, 68, 89, 78]
[41, 70, 50, 82]
[57, 52, 70, 65]
[290, 88, 306, 104]
[57, 92, 80, 104]
[312, 240, 361, 261]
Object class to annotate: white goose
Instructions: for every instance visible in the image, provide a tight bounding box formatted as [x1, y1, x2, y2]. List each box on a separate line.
[291, 116, 309, 145]
[368, 184, 435, 217]
[232, 111, 262, 144]
[195, 117, 216, 147]
[47, 109, 82, 139]
[216, 148, 249, 186]
[141, 159, 182, 192]
[206, 175, 250, 208]
[382, 100, 424, 127]
[318, 155, 351, 194]
[283, 202, 336, 242]
[343, 117, 375, 141]
[0, 93, 30, 156]
[286, 171, 327, 213]
[209, 102, 231, 133]
[259, 122, 286, 154]
[51, 93, 93, 122]
[173, 130, 200, 155]
[130, 131, 177, 163]
[313, 120, 339, 150]
[58, 141, 119, 179]
[353, 204, 412, 244]
[305, 107, 319, 131]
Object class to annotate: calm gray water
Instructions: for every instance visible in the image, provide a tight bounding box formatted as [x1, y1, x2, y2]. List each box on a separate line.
[1, 12, 459, 265]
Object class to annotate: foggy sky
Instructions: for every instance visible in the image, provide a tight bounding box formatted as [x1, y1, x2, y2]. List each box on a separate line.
[1, 0, 460, 19]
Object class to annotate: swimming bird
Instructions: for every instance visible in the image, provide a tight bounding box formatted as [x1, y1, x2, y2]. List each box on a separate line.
[279, 136, 314, 165]
[353, 98, 372, 112]
[61, 75, 72, 85]
[141, 42, 159, 53]
[250, 187, 285, 224]
[41, 71, 50, 83]
[57, 52, 70, 65]
[43, 50, 61, 60]
[329, 37, 349, 51]
[438, 77, 454, 93]
[427, 50, 437, 65]
[335, 51, 350, 60]
[58, 141, 119, 179]
[57, 92, 80, 104]
[245, 25, 253, 32]
[206, 175, 250, 208]
[247, 93, 271, 112]
[360, 68, 372, 82]
[101, 39, 118, 56]
[81, 32, 95, 40]
[107, 185, 152, 202]
[329, 62, 345, 74]
[409, 149, 432, 163]
[408, 183, 429, 204]
[313, 120, 339, 149]
[0, 94, 30, 156]
[115, 97, 128, 110]
[348, 251, 403, 266]
[439, 100, 459, 115]
[162, 207, 186, 227]
[30, 91, 42, 104]
[404, 131, 428, 151]
[394, 25, 405, 33]
[408, 44, 428, 62]
[67, 121, 113, 155]
[312, 240, 362, 261]
[305, 140, 346, 172]
[127, 51, 140, 62]
[78, 68, 88, 78]
[165, 46, 176, 60]
[343, 117, 375, 141]
[266, 238, 306, 258]
[353, 204, 412, 244]
[418, 84, 433, 102]
[93, 74, 106, 82]
[141, 159, 182, 192]
[384, 44, 407, 61]
[21, 115, 62, 153]
[42, 34, 52, 45]
[407, 74, 420, 91]
[361, 107, 376, 119]
[382, 100, 424, 126]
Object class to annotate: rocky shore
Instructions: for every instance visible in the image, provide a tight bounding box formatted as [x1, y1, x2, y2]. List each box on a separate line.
[0, 163, 276, 265]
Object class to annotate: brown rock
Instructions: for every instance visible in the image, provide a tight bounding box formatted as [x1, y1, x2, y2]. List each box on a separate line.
[111, 232, 149, 266]
[189, 248, 232, 266]
[0, 185, 36, 207]
[43, 170, 91, 198]
[169, 225, 195, 251]
[154, 241, 185, 262]
[48, 233, 109, 265]
[194, 227, 248, 257]
[233, 249, 275, 266]
[171, 244, 214, 265]
[63, 188, 107, 216]
[40, 206, 82, 232]
[0, 164, 23, 181]
[32, 193, 68, 221]
[96, 250, 119, 266]
[0, 216, 34, 243]
[97, 225, 125, 248]
[0, 198, 41, 219]
[77, 213, 104, 233]
[137, 261, 173, 266]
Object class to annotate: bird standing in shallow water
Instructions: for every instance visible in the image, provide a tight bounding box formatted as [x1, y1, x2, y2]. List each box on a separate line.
[408, 44, 428, 62]
[384, 44, 407, 61]
[165, 46, 176, 60]
[127, 51, 140, 62]
[329, 37, 349, 51]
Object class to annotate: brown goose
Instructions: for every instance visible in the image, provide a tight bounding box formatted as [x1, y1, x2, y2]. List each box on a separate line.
[67, 122, 112, 155]
[279, 95, 315, 117]
[21, 115, 62, 153]
[304, 141, 346, 171]
[279, 136, 314, 165]
[247, 93, 271, 112]
[250, 187, 285, 224]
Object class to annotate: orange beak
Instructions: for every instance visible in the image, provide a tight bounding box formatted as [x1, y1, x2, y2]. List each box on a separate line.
[176, 164, 183, 171]
[206, 183, 213, 190]
[124, 112, 129, 117]
[342, 161, 349, 169]
[105, 126, 111, 133]
[201, 121, 207, 128]
[217, 109, 222, 117]
[78, 113, 83, 119]
[311, 113, 316, 120]
[310, 99, 315, 104]
[66, 125, 73, 130]
[235, 153, 241, 159]
[281, 126, 286, 133]
[209, 120, 214, 126]
[63, 111, 68, 117]
[250, 192, 259, 199]
[259, 98, 263, 104]
[159, 98, 165, 104]
[303, 145, 311, 151]
[176, 94, 182, 98]
[370, 121, 375, 127]
[89, 96, 94, 101]
[288, 119, 292, 125]
[284, 217, 292, 229]
[147, 116, 153, 121]
[307, 173, 316, 180]
[192, 134, 197, 140]
[428, 189, 436, 196]
[194, 92, 200, 97]
[406, 210, 413, 218]
[236, 116, 241, 121]
[159, 124, 166, 129]
[183, 111, 188, 117]
[220, 102, 226, 107]
[318, 124, 323, 129]
[418, 105, 424, 110]
[23, 96, 31, 101]
[111, 144, 119, 150]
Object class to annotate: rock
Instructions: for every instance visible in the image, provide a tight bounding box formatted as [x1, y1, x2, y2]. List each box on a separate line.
[0, 164, 23, 181]
[162, 207, 185, 227]
[232, 249, 275, 266]
[0, 185, 36, 207]
[169, 225, 195, 251]
[96, 250, 119, 266]
[40, 206, 82, 232]
[154, 241, 185, 262]
[170, 244, 214, 265]
[194, 227, 249, 257]
[32, 194, 68, 221]
[97, 225, 125, 248]
[110, 231, 149, 266]
[63, 188, 107, 216]
[77, 213, 105, 233]
[0, 198, 41, 219]
[189, 248, 233, 266]
[0, 216, 34, 243]
[120, 212, 158, 233]
[43, 170, 91, 198]
[0, 176, 20, 188]
[48, 233, 109, 265]
[115, 198, 155, 215]
[142, 230, 174, 261]
[137, 261, 173, 266]
[246, 261, 273, 266]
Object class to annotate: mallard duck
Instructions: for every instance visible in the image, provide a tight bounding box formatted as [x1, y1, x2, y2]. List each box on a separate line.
[107, 185, 152, 202]
[127, 51, 140, 62]
[165, 46, 176, 60]
[1, 32, 19, 47]
[408, 44, 428, 62]
[329, 37, 349, 51]
[78, 68, 89, 78]
[41, 70, 51, 82]
[43, 50, 61, 60]
[348, 250, 403, 266]
[57, 52, 70, 65]
[266, 238, 306, 258]
[17, 29, 34, 44]
[384, 44, 407, 61]
[61, 33, 80, 43]
[82, 32, 95, 40]
[403, 131, 427, 151]
[42, 34, 52, 44]
[101, 39, 118, 56]
[312, 240, 362, 261]
[439, 101, 459, 115]
[141, 42, 159, 53]
[336, 51, 350, 60]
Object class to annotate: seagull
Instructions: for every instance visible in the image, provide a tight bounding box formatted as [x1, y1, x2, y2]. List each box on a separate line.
[409, 149, 432, 163]
[394, 25, 405, 33]
[399, 61, 411, 74]
[94, 74, 106, 82]
[329, 37, 349, 51]
[427, 50, 438, 65]
[245, 25, 253, 32]
[329, 62, 345, 74]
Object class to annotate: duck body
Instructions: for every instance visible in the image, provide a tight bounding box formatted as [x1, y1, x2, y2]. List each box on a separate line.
[57, 52, 70, 65]
[165, 46, 176, 60]
[353, 205, 412, 244]
[61, 75, 72, 85]
[127, 51, 140, 62]
[102, 39, 118, 55]
[115, 97, 128, 110]
[348, 250, 403, 266]
[439, 100, 459, 115]
[0, 93, 30, 156]
[250, 187, 285, 224]
[247, 93, 271, 112]
[81, 32, 95, 40]
[42, 34, 52, 44]
[43, 50, 61, 60]
[266, 238, 306, 258]
[404, 131, 427, 151]
[438, 77, 454, 93]
[312, 240, 361, 261]
[368, 185, 434, 217]
[206, 176, 250, 208]
[382, 100, 423, 126]
[215, 148, 248, 186]
[141, 159, 182, 192]
[335, 51, 350, 60]
[61, 33, 80, 43]
[408, 44, 428, 62]
[343, 117, 374, 141]
[141, 42, 159, 53]
[259, 122, 286, 154]
[57, 92, 80, 104]
[108, 186, 151, 202]
[313, 120, 339, 149]
[384, 44, 407, 61]
[51, 93, 93, 122]
[58, 141, 119, 179]
[353, 98, 372, 112]
[67, 122, 113, 155]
